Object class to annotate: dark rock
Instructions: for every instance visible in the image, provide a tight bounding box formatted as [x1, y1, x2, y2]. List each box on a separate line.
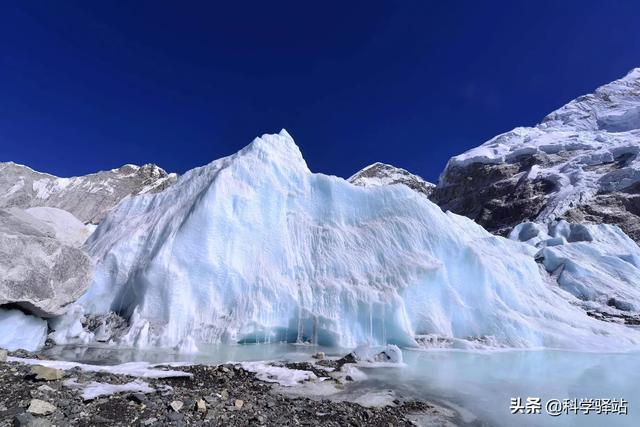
[167, 411, 184, 422]
[431, 159, 554, 237]
[127, 392, 148, 404]
[13, 412, 52, 427]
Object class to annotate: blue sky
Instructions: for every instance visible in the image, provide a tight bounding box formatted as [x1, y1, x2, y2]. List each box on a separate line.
[1, 1, 639, 182]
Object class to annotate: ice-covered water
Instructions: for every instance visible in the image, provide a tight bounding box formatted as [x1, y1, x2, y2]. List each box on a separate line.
[42, 344, 640, 427]
[372, 349, 640, 427]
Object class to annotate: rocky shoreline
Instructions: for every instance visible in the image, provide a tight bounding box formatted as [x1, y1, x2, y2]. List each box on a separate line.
[0, 349, 465, 427]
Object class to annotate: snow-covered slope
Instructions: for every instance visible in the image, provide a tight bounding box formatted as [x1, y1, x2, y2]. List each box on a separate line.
[0, 162, 177, 225]
[57, 130, 640, 352]
[432, 68, 640, 240]
[348, 162, 435, 197]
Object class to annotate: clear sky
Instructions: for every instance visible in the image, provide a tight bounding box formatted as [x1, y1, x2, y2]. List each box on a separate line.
[1, 1, 639, 182]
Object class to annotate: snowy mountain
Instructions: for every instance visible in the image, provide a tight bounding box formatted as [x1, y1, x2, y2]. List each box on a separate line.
[50, 130, 640, 353]
[0, 161, 176, 350]
[348, 162, 435, 197]
[0, 162, 177, 225]
[432, 68, 640, 241]
[4, 70, 640, 354]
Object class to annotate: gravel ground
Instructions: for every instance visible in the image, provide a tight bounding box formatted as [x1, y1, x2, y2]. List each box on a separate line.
[0, 350, 462, 427]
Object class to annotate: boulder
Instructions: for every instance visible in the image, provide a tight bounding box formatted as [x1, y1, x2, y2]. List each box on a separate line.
[170, 400, 183, 412]
[13, 413, 52, 427]
[0, 208, 93, 317]
[30, 365, 65, 381]
[26, 399, 57, 416]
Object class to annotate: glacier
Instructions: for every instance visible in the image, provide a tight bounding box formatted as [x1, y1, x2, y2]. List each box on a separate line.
[510, 220, 640, 318]
[0, 308, 48, 351]
[55, 130, 640, 352]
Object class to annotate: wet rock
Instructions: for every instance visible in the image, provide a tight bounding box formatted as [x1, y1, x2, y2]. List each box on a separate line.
[331, 352, 358, 370]
[285, 362, 331, 378]
[127, 392, 148, 404]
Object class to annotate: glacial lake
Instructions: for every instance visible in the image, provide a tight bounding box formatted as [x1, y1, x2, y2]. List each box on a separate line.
[41, 344, 640, 427]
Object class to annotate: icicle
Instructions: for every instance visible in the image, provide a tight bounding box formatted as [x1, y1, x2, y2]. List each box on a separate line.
[382, 304, 387, 344]
[296, 283, 305, 344]
[312, 315, 318, 346]
[369, 301, 373, 342]
[296, 304, 304, 344]
[283, 302, 289, 343]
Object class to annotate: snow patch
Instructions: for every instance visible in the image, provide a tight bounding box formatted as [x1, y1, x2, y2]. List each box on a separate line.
[8, 357, 192, 379]
[241, 361, 317, 386]
[64, 377, 155, 401]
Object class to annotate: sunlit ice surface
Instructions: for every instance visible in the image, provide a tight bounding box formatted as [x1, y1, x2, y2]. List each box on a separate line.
[39, 343, 640, 427]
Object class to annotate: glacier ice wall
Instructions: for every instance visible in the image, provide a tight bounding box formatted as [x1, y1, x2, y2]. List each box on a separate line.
[74, 130, 640, 351]
[0, 308, 48, 351]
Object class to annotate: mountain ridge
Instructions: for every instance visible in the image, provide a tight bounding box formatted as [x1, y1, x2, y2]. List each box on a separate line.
[431, 67, 640, 241]
[348, 162, 435, 197]
[0, 161, 177, 225]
